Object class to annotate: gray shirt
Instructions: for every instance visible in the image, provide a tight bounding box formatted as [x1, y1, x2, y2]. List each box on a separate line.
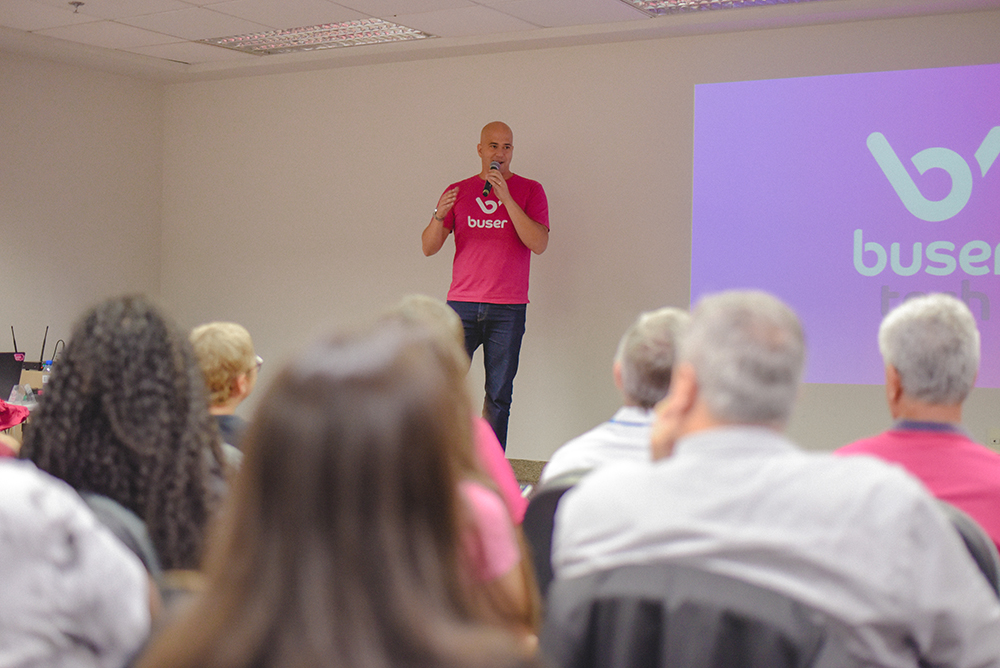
[553, 426, 1000, 667]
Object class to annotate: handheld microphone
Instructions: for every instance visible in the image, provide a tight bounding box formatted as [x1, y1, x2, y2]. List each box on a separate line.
[482, 161, 500, 197]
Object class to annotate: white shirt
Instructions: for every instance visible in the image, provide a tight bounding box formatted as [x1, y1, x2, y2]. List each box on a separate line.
[553, 426, 1000, 668]
[0, 460, 150, 668]
[540, 405, 653, 484]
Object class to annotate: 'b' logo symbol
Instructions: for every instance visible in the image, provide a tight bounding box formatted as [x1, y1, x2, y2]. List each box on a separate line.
[476, 198, 499, 214]
[867, 128, 1000, 222]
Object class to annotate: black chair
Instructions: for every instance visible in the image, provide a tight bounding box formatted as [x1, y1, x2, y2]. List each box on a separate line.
[540, 561, 849, 668]
[936, 499, 1000, 597]
[522, 469, 591, 600]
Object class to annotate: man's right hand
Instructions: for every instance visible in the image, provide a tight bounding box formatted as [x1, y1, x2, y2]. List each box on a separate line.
[435, 186, 459, 220]
[422, 186, 460, 256]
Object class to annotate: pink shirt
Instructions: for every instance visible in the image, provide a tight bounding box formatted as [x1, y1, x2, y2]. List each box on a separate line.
[459, 480, 521, 582]
[441, 173, 548, 304]
[837, 424, 1000, 552]
[473, 416, 527, 524]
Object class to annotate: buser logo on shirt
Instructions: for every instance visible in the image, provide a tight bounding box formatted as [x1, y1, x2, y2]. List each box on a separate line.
[476, 198, 499, 214]
[470, 197, 507, 229]
[468, 216, 508, 229]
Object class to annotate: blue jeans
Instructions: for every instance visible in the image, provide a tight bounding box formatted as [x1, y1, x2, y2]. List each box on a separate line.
[447, 301, 526, 450]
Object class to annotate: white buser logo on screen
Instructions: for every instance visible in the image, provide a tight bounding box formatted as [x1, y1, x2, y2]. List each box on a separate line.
[867, 127, 1000, 222]
[855, 126, 1000, 279]
[468, 197, 508, 229]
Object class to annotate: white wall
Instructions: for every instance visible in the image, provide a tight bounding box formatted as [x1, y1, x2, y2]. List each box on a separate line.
[0, 52, 163, 360]
[160, 10, 1000, 460]
[4, 10, 999, 461]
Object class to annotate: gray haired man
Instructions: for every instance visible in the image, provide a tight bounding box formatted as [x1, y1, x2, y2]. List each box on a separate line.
[549, 290, 1000, 667]
[540, 307, 689, 483]
[838, 293, 1000, 552]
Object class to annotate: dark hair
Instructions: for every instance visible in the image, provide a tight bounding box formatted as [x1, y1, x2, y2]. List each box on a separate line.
[137, 323, 533, 668]
[19, 294, 225, 570]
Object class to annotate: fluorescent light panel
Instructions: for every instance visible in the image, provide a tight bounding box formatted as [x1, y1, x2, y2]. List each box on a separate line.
[624, 0, 829, 15]
[198, 18, 435, 55]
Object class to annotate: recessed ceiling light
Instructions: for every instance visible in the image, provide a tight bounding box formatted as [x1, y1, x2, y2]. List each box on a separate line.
[623, 0, 829, 15]
[198, 18, 435, 56]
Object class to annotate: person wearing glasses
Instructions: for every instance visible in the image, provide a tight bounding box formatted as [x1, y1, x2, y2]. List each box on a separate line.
[190, 321, 261, 452]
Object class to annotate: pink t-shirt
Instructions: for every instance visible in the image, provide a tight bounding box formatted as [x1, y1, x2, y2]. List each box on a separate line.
[459, 480, 521, 582]
[441, 173, 548, 304]
[473, 416, 527, 524]
[837, 426, 1000, 551]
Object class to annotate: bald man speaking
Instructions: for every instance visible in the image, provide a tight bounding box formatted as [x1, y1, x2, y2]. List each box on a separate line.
[422, 121, 549, 451]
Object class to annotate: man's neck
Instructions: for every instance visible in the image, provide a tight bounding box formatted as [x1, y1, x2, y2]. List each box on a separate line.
[892, 401, 962, 425]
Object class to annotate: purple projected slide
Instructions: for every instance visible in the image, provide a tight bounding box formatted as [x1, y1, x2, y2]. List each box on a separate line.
[692, 64, 1000, 386]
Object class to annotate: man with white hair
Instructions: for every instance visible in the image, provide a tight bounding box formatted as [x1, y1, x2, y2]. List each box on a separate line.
[540, 307, 689, 483]
[549, 290, 1000, 667]
[838, 293, 1000, 551]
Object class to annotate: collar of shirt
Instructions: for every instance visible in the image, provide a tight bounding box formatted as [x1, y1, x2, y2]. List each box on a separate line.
[892, 419, 969, 437]
[671, 425, 797, 459]
[607, 405, 655, 427]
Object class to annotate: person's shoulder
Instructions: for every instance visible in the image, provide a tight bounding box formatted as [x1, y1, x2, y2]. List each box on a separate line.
[449, 174, 482, 190]
[508, 173, 545, 189]
[558, 459, 648, 513]
[834, 431, 891, 456]
[541, 426, 603, 483]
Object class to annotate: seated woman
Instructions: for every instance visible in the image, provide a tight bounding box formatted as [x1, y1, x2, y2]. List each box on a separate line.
[137, 322, 539, 668]
[383, 295, 539, 638]
[19, 294, 227, 574]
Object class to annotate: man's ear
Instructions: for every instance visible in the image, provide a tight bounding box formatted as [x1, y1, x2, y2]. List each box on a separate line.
[612, 361, 624, 393]
[232, 373, 249, 401]
[885, 365, 903, 417]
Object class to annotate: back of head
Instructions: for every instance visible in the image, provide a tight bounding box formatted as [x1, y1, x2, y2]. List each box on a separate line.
[615, 307, 690, 409]
[878, 293, 979, 405]
[139, 321, 526, 668]
[680, 290, 805, 426]
[20, 294, 223, 570]
[388, 294, 469, 359]
[189, 322, 256, 407]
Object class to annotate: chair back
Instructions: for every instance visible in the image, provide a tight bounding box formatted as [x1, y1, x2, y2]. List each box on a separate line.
[540, 561, 848, 668]
[936, 499, 1000, 597]
[522, 469, 590, 599]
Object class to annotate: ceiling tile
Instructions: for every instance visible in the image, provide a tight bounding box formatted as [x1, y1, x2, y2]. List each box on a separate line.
[124, 38, 256, 63]
[336, 0, 472, 16]
[28, 0, 192, 21]
[205, 0, 367, 29]
[396, 4, 537, 37]
[0, 0, 95, 31]
[496, 0, 647, 27]
[118, 5, 272, 40]
[35, 19, 176, 47]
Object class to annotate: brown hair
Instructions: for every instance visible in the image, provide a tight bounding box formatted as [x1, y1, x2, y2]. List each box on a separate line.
[138, 323, 534, 668]
[20, 294, 224, 570]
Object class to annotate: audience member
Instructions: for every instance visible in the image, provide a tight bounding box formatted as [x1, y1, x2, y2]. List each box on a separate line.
[388, 294, 528, 523]
[540, 306, 688, 483]
[0, 458, 151, 668]
[837, 293, 1000, 551]
[137, 322, 539, 668]
[19, 294, 227, 572]
[382, 296, 539, 637]
[548, 290, 1000, 666]
[189, 321, 260, 449]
